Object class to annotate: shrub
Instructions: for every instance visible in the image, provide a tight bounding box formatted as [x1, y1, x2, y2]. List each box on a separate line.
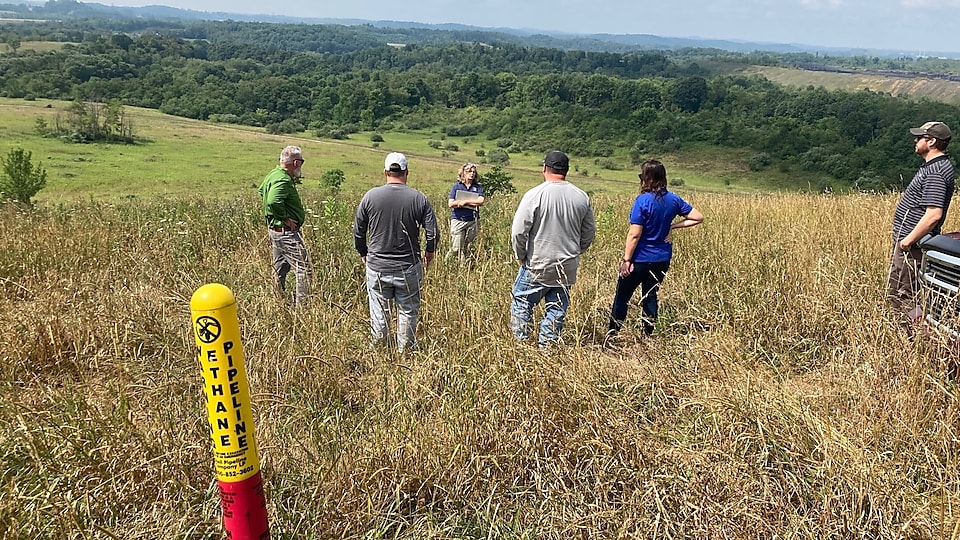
[427, 140, 442, 149]
[404, 118, 430, 130]
[479, 165, 516, 198]
[239, 112, 265, 127]
[320, 169, 346, 193]
[595, 158, 622, 171]
[663, 137, 682, 150]
[444, 142, 459, 151]
[0, 148, 47, 205]
[220, 114, 239, 124]
[52, 99, 135, 144]
[591, 144, 614, 157]
[441, 124, 482, 137]
[854, 171, 890, 193]
[266, 119, 303, 135]
[370, 133, 384, 142]
[669, 177, 684, 187]
[748, 153, 772, 171]
[486, 148, 509, 165]
[629, 139, 655, 165]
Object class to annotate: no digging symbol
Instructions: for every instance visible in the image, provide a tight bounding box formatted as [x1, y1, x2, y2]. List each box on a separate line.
[196, 316, 221, 344]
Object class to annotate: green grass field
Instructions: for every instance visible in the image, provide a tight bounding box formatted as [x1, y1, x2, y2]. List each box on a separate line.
[0, 40, 65, 53]
[1, 97, 959, 538]
[0, 98, 827, 204]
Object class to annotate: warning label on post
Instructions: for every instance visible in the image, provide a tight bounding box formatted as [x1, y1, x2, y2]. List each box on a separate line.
[192, 308, 260, 482]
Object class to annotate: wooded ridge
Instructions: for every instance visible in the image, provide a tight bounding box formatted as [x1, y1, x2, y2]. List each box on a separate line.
[2, 12, 959, 191]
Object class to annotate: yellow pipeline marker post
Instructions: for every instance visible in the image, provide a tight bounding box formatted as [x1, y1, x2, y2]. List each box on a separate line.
[190, 283, 270, 539]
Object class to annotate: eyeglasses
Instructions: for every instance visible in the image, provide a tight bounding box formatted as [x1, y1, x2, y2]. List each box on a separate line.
[293, 158, 305, 164]
[915, 135, 934, 142]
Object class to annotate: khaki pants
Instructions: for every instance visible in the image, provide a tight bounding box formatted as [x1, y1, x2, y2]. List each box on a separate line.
[269, 229, 313, 306]
[449, 218, 479, 260]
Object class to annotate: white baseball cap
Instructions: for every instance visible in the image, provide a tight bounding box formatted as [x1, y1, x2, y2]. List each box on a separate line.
[384, 152, 408, 172]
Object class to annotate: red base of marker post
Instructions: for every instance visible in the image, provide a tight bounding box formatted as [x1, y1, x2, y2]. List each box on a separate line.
[219, 472, 270, 540]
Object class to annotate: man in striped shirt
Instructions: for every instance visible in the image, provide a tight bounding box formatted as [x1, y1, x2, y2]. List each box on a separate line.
[889, 121, 955, 324]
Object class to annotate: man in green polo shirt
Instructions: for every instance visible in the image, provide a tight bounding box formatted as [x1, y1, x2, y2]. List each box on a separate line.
[258, 145, 313, 306]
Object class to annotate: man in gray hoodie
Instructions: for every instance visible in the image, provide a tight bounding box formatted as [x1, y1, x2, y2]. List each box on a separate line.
[510, 150, 596, 347]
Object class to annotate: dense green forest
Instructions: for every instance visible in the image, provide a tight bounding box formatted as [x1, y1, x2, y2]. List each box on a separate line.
[1, 7, 959, 190]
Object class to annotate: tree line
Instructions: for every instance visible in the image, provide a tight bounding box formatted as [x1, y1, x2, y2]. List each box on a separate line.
[1, 16, 958, 190]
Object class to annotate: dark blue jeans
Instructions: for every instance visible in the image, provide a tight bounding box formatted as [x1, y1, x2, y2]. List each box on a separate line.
[609, 260, 670, 336]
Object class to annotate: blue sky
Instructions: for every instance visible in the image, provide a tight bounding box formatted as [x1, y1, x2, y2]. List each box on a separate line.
[99, 0, 960, 53]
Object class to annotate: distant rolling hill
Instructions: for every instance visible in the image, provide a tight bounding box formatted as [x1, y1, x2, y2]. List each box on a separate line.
[35, 1, 943, 58]
[744, 65, 960, 105]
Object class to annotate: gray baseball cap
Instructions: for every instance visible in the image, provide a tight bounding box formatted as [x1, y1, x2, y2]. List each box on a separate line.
[910, 121, 952, 139]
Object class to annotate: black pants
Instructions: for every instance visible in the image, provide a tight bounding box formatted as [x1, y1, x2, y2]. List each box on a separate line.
[609, 260, 670, 335]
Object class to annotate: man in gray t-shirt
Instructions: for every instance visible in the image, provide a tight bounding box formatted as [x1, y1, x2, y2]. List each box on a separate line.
[510, 150, 596, 347]
[354, 152, 439, 352]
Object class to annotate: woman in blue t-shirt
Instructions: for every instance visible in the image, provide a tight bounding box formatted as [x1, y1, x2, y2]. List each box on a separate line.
[608, 160, 703, 336]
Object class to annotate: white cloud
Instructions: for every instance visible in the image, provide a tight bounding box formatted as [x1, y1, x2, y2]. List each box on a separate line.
[798, 0, 845, 7]
[900, 0, 960, 5]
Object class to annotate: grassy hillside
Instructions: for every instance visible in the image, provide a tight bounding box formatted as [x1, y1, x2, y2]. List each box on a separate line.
[0, 98, 834, 204]
[1, 97, 959, 538]
[0, 40, 65, 53]
[745, 65, 960, 105]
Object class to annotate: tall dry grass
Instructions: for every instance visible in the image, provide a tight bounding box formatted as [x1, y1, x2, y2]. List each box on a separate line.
[1, 189, 958, 539]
